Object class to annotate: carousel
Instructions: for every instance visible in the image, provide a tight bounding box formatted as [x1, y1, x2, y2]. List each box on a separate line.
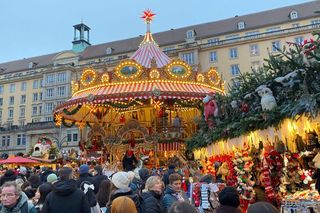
[53, 10, 224, 168]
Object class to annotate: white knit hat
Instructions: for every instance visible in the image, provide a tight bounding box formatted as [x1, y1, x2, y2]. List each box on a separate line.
[127, 171, 135, 182]
[111, 172, 130, 190]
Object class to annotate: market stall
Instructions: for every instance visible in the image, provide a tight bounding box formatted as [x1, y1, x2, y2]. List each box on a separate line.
[188, 33, 320, 211]
[53, 10, 224, 168]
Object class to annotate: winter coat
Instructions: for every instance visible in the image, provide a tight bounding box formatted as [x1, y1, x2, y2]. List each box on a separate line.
[162, 169, 175, 186]
[122, 155, 138, 171]
[161, 186, 188, 212]
[212, 205, 243, 213]
[77, 173, 95, 188]
[0, 192, 37, 213]
[312, 168, 320, 193]
[141, 191, 165, 213]
[93, 174, 109, 194]
[41, 179, 91, 213]
[0, 170, 17, 186]
[108, 188, 142, 213]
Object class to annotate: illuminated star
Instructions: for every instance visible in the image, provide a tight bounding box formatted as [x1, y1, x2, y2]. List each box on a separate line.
[141, 9, 156, 22]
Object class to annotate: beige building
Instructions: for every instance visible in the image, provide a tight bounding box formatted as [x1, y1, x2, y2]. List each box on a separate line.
[0, 1, 319, 155]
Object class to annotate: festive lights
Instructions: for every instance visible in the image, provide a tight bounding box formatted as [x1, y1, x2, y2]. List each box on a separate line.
[207, 67, 221, 86]
[54, 113, 62, 126]
[166, 59, 192, 79]
[101, 73, 110, 83]
[150, 69, 160, 79]
[81, 68, 97, 87]
[71, 81, 79, 95]
[115, 60, 143, 80]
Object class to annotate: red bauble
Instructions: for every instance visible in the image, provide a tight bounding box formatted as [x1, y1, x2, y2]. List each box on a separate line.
[241, 103, 249, 113]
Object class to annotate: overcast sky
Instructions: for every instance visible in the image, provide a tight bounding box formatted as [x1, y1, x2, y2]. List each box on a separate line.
[0, 0, 311, 63]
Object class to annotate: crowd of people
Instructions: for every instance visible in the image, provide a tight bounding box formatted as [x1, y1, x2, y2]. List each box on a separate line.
[0, 162, 280, 213]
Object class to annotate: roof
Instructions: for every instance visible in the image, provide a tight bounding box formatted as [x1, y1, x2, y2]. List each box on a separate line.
[0, 1, 319, 73]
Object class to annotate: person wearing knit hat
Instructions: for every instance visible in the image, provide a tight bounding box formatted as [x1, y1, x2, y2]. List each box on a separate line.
[215, 187, 242, 213]
[76, 164, 95, 188]
[111, 172, 130, 190]
[247, 202, 279, 213]
[47, 173, 58, 184]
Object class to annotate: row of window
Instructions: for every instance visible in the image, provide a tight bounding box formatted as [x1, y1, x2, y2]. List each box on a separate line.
[1, 134, 26, 147]
[45, 87, 66, 98]
[45, 72, 67, 85]
[0, 107, 26, 120]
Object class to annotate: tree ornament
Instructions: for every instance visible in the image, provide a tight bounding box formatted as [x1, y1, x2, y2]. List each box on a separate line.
[255, 85, 277, 111]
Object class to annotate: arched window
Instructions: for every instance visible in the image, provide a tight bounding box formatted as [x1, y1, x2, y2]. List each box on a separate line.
[186, 30, 195, 39]
[290, 10, 298, 20]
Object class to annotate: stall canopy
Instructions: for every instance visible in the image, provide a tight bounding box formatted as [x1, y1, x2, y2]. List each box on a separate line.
[0, 156, 38, 164]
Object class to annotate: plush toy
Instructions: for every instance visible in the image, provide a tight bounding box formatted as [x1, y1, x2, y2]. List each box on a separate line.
[203, 92, 219, 127]
[255, 85, 277, 111]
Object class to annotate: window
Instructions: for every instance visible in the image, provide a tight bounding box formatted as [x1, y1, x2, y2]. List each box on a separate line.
[33, 80, 38, 89]
[311, 19, 320, 28]
[0, 98, 2, 106]
[10, 84, 15, 93]
[230, 48, 238, 59]
[186, 30, 195, 39]
[57, 72, 66, 83]
[230, 64, 240, 76]
[45, 116, 53, 121]
[16, 134, 26, 145]
[266, 27, 281, 34]
[181, 52, 195, 65]
[39, 92, 43, 101]
[46, 74, 55, 85]
[20, 95, 26, 104]
[32, 106, 37, 116]
[21, 82, 27, 91]
[8, 109, 13, 119]
[106, 47, 113, 55]
[6, 136, 10, 146]
[295, 36, 304, 45]
[67, 131, 72, 142]
[2, 136, 5, 147]
[46, 88, 54, 98]
[207, 38, 219, 45]
[237, 21, 245, 30]
[290, 10, 298, 20]
[272, 41, 281, 52]
[9, 96, 14, 105]
[45, 102, 54, 113]
[40, 79, 44, 88]
[73, 133, 78, 142]
[39, 106, 42, 115]
[0, 109, 2, 121]
[20, 107, 25, 117]
[225, 34, 240, 42]
[33, 93, 38, 102]
[57, 86, 66, 97]
[209, 51, 218, 62]
[245, 31, 260, 39]
[249, 44, 259, 56]
[163, 46, 175, 52]
[0, 86, 3, 94]
[251, 61, 260, 71]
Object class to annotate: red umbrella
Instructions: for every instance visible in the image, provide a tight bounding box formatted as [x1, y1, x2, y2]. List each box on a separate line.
[0, 156, 38, 164]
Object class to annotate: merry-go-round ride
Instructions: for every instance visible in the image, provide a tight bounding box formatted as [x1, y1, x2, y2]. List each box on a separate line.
[53, 10, 224, 169]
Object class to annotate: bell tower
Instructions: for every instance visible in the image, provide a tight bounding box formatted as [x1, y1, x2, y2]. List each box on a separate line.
[72, 23, 91, 53]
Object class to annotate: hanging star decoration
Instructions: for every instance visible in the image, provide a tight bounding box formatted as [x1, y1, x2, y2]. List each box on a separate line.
[141, 9, 156, 23]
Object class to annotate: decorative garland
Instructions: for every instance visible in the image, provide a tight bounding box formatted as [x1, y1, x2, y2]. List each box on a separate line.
[63, 105, 82, 115]
[175, 99, 202, 108]
[62, 117, 76, 128]
[187, 32, 320, 150]
[105, 100, 141, 109]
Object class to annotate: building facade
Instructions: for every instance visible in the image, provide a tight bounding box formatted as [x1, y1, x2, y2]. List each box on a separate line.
[0, 1, 319, 154]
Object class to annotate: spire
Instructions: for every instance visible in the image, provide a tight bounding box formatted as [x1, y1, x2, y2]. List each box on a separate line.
[130, 10, 171, 68]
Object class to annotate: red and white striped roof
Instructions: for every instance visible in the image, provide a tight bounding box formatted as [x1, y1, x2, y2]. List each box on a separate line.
[130, 32, 171, 68]
[54, 81, 219, 112]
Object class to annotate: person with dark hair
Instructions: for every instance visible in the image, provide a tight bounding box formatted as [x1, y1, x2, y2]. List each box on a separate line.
[138, 168, 150, 192]
[96, 180, 112, 212]
[93, 165, 109, 194]
[41, 167, 90, 213]
[80, 181, 101, 213]
[168, 201, 197, 213]
[77, 164, 95, 188]
[215, 187, 242, 213]
[0, 169, 17, 186]
[34, 183, 53, 213]
[162, 165, 175, 186]
[28, 175, 41, 189]
[200, 174, 215, 184]
[162, 173, 189, 212]
[247, 202, 279, 213]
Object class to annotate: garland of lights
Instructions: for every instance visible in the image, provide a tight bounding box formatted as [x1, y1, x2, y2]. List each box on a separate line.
[105, 100, 139, 109]
[175, 99, 202, 108]
[166, 59, 192, 79]
[115, 60, 143, 80]
[101, 73, 110, 83]
[63, 105, 82, 115]
[81, 68, 97, 87]
[207, 67, 221, 86]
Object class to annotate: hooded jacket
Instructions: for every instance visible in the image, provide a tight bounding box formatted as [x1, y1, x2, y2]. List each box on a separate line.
[0, 192, 36, 213]
[41, 179, 90, 213]
[77, 173, 95, 188]
[108, 188, 142, 213]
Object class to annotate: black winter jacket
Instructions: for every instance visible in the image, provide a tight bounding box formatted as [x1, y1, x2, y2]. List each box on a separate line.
[41, 179, 90, 213]
[141, 191, 164, 213]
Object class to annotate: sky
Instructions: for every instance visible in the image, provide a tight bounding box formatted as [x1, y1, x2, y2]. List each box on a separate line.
[0, 0, 312, 63]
